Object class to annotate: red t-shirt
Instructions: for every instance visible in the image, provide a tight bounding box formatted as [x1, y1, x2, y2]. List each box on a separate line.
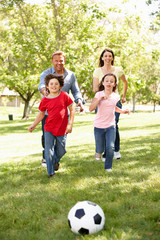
[39, 91, 73, 136]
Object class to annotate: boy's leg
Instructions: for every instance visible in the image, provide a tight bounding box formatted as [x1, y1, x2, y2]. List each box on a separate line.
[45, 131, 55, 176]
[104, 126, 116, 170]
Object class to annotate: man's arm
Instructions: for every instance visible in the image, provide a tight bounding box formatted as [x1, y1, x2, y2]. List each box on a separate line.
[38, 68, 53, 95]
[70, 73, 84, 111]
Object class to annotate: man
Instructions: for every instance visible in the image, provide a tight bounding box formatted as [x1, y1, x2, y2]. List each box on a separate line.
[38, 51, 84, 166]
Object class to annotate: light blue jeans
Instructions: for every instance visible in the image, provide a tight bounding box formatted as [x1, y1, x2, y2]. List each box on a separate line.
[94, 126, 116, 169]
[45, 131, 67, 175]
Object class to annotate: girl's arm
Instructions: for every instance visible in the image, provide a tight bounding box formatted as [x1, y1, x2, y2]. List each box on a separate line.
[115, 106, 130, 114]
[66, 104, 75, 134]
[89, 96, 107, 112]
[28, 111, 45, 132]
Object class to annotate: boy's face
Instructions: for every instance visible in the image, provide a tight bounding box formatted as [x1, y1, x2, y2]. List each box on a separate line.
[47, 78, 61, 94]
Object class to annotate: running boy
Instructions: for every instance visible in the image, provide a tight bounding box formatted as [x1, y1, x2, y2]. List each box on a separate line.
[89, 73, 129, 172]
[28, 73, 75, 178]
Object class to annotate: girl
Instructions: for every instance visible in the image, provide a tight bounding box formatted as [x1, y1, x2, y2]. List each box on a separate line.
[28, 73, 75, 178]
[89, 73, 129, 172]
[93, 48, 128, 160]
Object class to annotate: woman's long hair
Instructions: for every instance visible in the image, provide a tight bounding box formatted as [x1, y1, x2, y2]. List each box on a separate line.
[99, 73, 117, 92]
[98, 48, 114, 67]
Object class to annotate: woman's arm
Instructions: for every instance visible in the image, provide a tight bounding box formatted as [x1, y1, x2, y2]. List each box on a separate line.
[120, 74, 128, 103]
[93, 77, 99, 93]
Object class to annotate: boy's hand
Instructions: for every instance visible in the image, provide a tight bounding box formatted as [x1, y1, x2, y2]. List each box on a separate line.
[66, 124, 73, 134]
[28, 125, 35, 132]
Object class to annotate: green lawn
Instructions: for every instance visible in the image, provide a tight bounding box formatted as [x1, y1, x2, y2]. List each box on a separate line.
[0, 108, 160, 240]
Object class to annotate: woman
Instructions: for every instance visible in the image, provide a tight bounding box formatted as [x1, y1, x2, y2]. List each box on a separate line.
[93, 48, 128, 160]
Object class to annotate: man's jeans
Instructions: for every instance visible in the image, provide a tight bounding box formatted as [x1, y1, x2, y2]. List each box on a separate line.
[94, 126, 116, 169]
[45, 131, 67, 175]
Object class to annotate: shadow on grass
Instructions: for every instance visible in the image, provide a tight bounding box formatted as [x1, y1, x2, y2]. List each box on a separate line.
[0, 120, 41, 134]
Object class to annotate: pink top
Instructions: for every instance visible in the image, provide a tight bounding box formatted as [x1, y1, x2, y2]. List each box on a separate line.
[93, 91, 120, 128]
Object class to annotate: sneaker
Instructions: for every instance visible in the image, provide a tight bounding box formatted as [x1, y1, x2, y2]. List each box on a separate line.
[41, 158, 47, 167]
[106, 168, 112, 172]
[102, 158, 105, 162]
[54, 162, 59, 171]
[114, 151, 121, 159]
[95, 153, 101, 161]
[48, 173, 55, 178]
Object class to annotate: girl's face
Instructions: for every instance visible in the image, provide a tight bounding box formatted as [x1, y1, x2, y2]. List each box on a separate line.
[102, 75, 116, 90]
[102, 51, 113, 65]
[47, 78, 61, 94]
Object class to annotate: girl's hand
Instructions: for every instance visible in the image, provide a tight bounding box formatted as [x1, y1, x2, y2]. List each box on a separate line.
[123, 109, 130, 114]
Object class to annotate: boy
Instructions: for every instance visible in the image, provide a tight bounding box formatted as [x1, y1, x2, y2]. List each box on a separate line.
[28, 74, 75, 178]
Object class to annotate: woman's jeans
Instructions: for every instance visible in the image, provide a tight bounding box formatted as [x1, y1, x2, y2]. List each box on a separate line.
[115, 100, 122, 152]
[45, 131, 67, 175]
[94, 126, 116, 169]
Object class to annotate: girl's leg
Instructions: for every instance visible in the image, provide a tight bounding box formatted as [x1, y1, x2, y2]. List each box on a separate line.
[94, 128, 105, 159]
[45, 131, 55, 176]
[104, 126, 116, 170]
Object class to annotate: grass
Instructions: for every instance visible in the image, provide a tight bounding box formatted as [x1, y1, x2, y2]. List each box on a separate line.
[0, 107, 160, 240]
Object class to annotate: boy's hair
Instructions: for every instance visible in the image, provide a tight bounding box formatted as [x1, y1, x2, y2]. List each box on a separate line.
[99, 73, 117, 92]
[51, 51, 66, 60]
[44, 74, 64, 93]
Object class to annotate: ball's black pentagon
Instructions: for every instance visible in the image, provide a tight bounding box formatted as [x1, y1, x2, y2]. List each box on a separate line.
[68, 219, 71, 228]
[94, 213, 102, 224]
[78, 227, 89, 235]
[75, 208, 85, 219]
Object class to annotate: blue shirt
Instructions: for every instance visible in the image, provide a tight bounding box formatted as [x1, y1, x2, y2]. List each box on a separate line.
[38, 66, 83, 103]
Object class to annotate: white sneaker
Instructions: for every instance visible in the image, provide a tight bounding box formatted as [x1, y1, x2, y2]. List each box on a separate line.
[95, 153, 101, 161]
[41, 158, 47, 167]
[114, 151, 121, 159]
[102, 158, 105, 162]
[106, 168, 112, 172]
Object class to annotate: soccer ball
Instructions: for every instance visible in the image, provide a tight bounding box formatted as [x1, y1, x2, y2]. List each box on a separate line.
[68, 201, 105, 235]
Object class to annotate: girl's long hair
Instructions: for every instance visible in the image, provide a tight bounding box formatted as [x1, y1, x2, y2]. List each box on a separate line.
[98, 48, 114, 67]
[99, 73, 117, 92]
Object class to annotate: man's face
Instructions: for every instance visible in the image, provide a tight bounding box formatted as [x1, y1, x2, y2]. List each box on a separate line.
[51, 54, 65, 73]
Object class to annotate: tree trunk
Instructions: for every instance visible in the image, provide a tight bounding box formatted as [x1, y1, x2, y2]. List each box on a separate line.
[132, 93, 136, 113]
[22, 101, 30, 119]
[153, 102, 156, 112]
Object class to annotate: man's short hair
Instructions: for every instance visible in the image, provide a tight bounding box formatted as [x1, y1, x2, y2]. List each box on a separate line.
[52, 51, 66, 59]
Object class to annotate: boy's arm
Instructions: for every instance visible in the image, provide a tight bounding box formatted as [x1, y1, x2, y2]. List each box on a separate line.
[115, 106, 130, 114]
[66, 104, 75, 134]
[28, 111, 45, 132]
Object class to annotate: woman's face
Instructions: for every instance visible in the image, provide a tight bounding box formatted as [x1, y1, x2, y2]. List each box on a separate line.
[102, 51, 113, 65]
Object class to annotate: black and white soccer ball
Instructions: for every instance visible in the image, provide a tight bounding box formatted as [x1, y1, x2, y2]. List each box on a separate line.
[68, 201, 105, 235]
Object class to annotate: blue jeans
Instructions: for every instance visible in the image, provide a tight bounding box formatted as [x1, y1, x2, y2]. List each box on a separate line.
[94, 126, 116, 169]
[45, 131, 67, 175]
[115, 100, 122, 152]
[41, 115, 48, 159]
